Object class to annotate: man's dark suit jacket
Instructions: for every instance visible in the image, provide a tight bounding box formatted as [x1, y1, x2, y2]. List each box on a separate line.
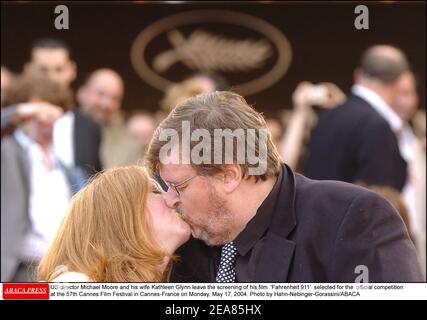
[171, 165, 423, 282]
[304, 94, 407, 191]
[73, 110, 102, 177]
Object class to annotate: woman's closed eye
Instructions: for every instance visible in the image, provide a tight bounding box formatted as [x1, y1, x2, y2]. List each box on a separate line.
[149, 179, 164, 194]
[151, 188, 162, 195]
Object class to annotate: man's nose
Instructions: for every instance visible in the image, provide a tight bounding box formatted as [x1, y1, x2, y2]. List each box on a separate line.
[99, 99, 114, 111]
[162, 189, 180, 209]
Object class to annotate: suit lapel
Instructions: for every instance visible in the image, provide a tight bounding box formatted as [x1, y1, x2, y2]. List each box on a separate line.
[254, 234, 295, 282]
[13, 137, 31, 196]
[253, 164, 298, 282]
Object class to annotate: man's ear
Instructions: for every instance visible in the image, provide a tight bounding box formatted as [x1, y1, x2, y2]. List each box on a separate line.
[23, 62, 33, 75]
[68, 61, 77, 83]
[353, 68, 361, 83]
[76, 85, 86, 107]
[220, 164, 242, 193]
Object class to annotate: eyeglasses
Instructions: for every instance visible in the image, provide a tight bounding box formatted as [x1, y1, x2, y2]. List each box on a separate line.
[149, 178, 164, 194]
[165, 174, 199, 198]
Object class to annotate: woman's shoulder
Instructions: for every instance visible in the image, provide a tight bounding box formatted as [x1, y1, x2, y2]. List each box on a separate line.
[52, 271, 93, 282]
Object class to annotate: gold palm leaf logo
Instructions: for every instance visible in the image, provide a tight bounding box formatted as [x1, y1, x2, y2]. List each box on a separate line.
[131, 10, 292, 96]
[153, 29, 273, 73]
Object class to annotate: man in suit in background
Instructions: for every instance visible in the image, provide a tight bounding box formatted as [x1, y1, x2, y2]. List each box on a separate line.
[24, 37, 102, 180]
[304, 45, 409, 192]
[77, 68, 140, 169]
[145, 91, 423, 282]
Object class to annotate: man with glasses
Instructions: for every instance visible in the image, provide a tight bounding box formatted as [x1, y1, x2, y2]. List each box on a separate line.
[165, 174, 198, 198]
[146, 91, 423, 282]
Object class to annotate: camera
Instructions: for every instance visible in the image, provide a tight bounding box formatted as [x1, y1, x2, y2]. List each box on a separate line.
[306, 84, 329, 106]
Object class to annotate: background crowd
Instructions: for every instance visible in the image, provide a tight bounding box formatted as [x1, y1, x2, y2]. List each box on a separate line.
[1, 36, 425, 282]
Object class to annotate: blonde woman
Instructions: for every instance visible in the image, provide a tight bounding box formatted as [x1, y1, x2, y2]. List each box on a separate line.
[37, 165, 190, 282]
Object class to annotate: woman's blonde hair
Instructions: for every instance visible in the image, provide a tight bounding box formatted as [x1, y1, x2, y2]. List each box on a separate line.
[37, 165, 170, 282]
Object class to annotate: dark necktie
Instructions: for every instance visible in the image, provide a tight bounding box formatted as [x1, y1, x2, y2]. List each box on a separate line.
[215, 241, 238, 282]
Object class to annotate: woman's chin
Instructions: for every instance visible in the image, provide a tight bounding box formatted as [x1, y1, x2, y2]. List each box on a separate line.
[181, 226, 192, 243]
[168, 216, 192, 249]
[175, 226, 191, 248]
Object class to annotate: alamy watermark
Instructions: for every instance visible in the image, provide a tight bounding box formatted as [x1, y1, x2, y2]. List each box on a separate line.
[354, 5, 369, 30]
[158, 121, 268, 175]
[54, 5, 69, 30]
[354, 265, 369, 283]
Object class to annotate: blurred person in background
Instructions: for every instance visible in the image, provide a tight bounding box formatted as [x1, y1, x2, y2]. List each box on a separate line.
[23, 38, 76, 90]
[276, 81, 345, 171]
[391, 70, 426, 277]
[1, 73, 76, 282]
[37, 166, 190, 282]
[265, 114, 285, 149]
[304, 45, 410, 192]
[24, 37, 102, 180]
[1, 101, 63, 139]
[2, 71, 73, 140]
[77, 68, 140, 169]
[126, 111, 157, 158]
[156, 72, 229, 122]
[1, 65, 15, 109]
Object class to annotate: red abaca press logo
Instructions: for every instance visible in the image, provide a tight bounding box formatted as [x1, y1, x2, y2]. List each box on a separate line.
[3, 283, 49, 299]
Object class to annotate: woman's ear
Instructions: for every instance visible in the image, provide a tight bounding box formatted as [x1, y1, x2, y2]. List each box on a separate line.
[220, 164, 242, 193]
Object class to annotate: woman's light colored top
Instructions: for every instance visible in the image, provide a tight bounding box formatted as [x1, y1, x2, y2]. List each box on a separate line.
[52, 271, 92, 282]
[51, 265, 93, 282]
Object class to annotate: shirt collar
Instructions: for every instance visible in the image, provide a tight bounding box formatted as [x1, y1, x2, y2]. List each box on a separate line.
[233, 168, 283, 256]
[14, 129, 61, 168]
[14, 129, 35, 150]
[352, 84, 403, 133]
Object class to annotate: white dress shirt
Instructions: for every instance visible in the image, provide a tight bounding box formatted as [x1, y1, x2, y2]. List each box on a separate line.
[352, 84, 422, 246]
[352, 84, 403, 133]
[14, 130, 71, 263]
[53, 111, 75, 168]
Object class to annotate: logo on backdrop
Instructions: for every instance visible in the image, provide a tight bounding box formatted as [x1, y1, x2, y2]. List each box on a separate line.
[130, 10, 292, 96]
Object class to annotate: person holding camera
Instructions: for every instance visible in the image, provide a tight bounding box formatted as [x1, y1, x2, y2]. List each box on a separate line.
[304, 45, 409, 192]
